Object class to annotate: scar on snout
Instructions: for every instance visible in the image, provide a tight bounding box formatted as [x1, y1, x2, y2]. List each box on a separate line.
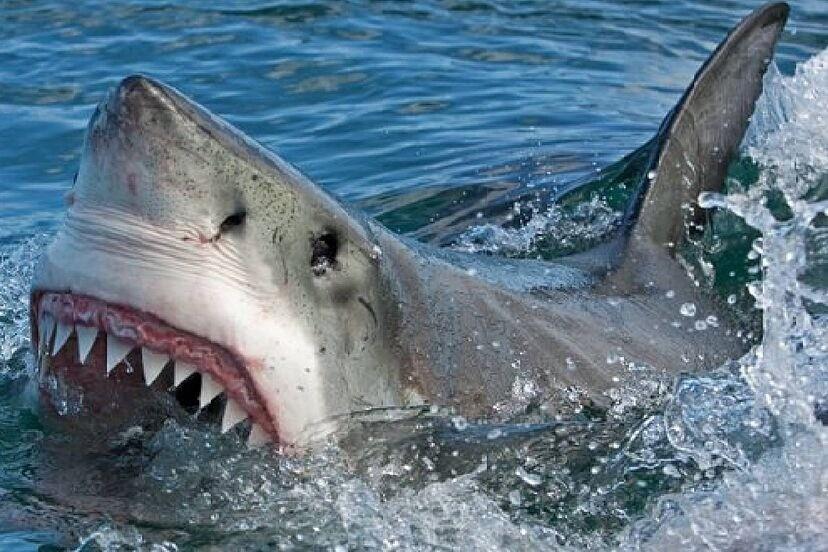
[358, 297, 378, 327]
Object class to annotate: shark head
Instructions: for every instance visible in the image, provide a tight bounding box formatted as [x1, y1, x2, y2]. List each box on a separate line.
[31, 75, 411, 449]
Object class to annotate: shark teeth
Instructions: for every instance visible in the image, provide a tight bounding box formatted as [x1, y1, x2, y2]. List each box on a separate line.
[199, 374, 224, 410]
[247, 424, 270, 449]
[221, 398, 248, 433]
[174, 362, 197, 387]
[247, 424, 270, 448]
[35, 309, 271, 448]
[39, 314, 55, 355]
[52, 322, 73, 355]
[106, 334, 134, 375]
[76, 326, 98, 364]
[141, 348, 169, 386]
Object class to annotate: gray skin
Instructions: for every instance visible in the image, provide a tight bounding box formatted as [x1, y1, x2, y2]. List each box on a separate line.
[32, 3, 788, 446]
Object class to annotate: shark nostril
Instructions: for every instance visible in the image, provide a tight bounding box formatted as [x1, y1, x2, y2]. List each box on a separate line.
[219, 211, 246, 233]
[196, 211, 246, 244]
[311, 232, 339, 276]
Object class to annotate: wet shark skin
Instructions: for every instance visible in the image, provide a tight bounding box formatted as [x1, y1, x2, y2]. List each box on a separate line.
[30, 3, 788, 447]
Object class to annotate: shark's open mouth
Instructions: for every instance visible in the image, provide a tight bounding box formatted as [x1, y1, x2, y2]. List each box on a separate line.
[32, 291, 277, 447]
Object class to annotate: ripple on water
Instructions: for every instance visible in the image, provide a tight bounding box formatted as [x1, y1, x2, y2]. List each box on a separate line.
[0, 2, 825, 549]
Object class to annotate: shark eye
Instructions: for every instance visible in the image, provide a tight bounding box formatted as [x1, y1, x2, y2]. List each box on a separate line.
[219, 211, 246, 232]
[311, 232, 339, 276]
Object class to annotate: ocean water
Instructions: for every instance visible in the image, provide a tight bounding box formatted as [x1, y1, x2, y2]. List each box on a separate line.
[0, 1, 826, 550]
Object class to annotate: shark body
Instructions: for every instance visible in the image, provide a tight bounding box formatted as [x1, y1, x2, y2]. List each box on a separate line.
[31, 3, 789, 449]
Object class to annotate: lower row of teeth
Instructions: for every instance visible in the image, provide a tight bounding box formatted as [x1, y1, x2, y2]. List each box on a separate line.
[37, 313, 270, 449]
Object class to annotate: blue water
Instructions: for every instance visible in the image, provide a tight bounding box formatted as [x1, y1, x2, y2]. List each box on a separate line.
[1, 1, 826, 550]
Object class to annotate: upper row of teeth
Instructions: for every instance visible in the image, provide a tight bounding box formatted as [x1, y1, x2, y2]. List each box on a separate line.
[37, 313, 270, 448]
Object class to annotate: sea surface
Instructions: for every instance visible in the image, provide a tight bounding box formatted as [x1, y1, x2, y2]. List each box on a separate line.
[0, 1, 826, 550]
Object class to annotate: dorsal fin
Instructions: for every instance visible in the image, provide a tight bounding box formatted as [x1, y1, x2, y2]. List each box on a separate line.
[625, 2, 788, 253]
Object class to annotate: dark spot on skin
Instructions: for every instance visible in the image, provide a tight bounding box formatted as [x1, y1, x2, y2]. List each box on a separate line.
[126, 173, 137, 195]
[280, 255, 289, 285]
[331, 285, 356, 304]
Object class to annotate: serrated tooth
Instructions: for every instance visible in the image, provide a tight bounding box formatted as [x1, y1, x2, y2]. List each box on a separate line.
[221, 398, 248, 433]
[247, 424, 270, 448]
[52, 322, 73, 355]
[106, 334, 134, 375]
[173, 361, 197, 387]
[141, 348, 169, 386]
[198, 374, 224, 410]
[38, 314, 55, 355]
[76, 326, 98, 364]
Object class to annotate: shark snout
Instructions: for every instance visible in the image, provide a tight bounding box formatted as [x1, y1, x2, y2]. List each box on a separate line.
[75, 75, 250, 233]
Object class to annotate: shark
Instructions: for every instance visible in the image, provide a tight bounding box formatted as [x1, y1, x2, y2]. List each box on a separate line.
[30, 3, 788, 451]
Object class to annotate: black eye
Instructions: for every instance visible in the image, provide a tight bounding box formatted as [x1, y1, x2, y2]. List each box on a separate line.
[311, 232, 339, 276]
[220, 211, 246, 232]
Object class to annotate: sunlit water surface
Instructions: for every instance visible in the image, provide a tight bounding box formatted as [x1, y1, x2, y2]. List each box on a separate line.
[0, 1, 826, 550]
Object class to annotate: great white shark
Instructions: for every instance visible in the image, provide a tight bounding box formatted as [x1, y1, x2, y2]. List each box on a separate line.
[30, 3, 788, 450]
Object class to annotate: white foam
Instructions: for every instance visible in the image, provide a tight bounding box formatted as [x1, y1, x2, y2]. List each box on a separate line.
[629, 48, 828, 550]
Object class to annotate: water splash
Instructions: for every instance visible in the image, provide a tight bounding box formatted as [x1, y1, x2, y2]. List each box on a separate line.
[453, 195, 622, 259]
[0, 234, 47, 374]
[619, 50, 828, 550]
[700, 51, 828, 426]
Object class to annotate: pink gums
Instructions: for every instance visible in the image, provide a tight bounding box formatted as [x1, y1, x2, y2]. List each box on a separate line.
[32, 291, 279, 440]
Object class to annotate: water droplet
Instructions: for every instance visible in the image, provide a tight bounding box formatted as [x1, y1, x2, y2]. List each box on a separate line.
[680, 303, 697, 317]
[662, 464, 681, 478]
[516, 467, 542, 487]
[487, 428, 504, 440]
